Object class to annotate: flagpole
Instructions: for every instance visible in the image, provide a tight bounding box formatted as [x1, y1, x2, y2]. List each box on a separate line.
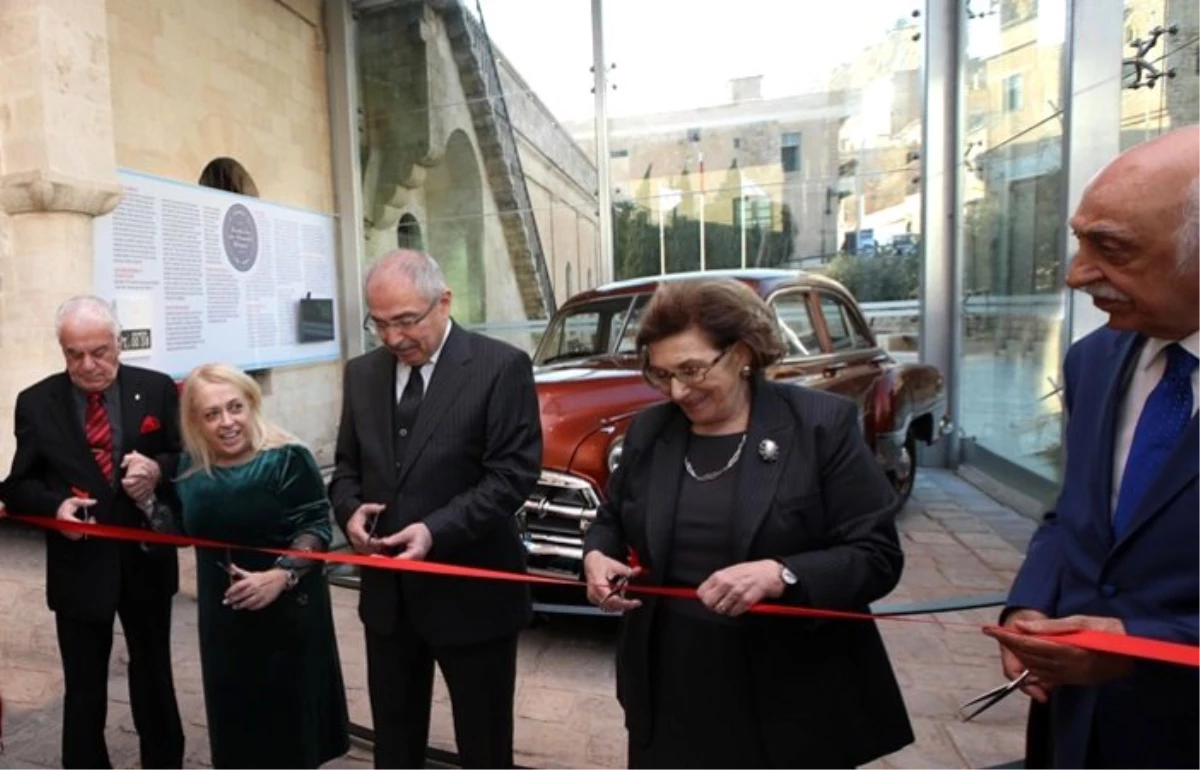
[698, 151, 706, 271]
[659, 206, 667, 275]
[739, 169, 747, 269]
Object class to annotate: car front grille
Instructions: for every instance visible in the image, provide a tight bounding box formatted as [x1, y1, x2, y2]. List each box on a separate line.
[517, 471, 600, 578]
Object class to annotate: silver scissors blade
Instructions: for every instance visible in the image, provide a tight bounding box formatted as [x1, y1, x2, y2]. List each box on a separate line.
[959, 670, 1029, 722]
[598, 573, 631, 610]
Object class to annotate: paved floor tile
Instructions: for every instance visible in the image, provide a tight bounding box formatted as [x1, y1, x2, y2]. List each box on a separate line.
[0, 469, 1037, 769]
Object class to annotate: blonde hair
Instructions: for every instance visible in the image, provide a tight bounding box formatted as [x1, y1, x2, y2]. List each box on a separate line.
[179, 363, 298, 476]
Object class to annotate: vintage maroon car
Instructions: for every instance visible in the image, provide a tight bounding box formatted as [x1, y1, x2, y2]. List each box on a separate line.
[518, 269, 949, 580]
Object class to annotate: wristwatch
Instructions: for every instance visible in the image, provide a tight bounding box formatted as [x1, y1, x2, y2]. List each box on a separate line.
[274, 557, 300, 591]
[775, 559, 798, 587]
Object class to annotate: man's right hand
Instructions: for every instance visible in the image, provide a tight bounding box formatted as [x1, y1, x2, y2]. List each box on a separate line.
[346, 502, 386, 554]
[56, 497, 98, 541]
[583, 550, 641, 613]
[994, 608, 1052, 703]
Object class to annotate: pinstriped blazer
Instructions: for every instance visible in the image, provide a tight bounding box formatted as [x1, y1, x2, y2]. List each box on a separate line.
[329, 322, 542, 646]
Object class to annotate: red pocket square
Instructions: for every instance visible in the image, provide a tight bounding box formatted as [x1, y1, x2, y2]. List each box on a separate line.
[139, 415, 162, 435]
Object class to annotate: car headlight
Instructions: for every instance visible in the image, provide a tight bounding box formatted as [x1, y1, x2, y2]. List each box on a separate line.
[606, 435, 625, 474]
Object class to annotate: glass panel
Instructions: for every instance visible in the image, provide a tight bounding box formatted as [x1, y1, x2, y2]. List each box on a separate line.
[597, 0, 927, 365]
[354, 0, 599, 354]
[1120, 0, 1200, 150]
[960, 0, 1068, 482]
[772, 291, 819, 356]
[534, 296, 634, 365]
[615, 294, 650, 354]
[820, 294, 872, 352]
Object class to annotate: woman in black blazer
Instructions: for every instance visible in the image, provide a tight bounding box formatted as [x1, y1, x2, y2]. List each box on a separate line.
[582, 278, 913, 769]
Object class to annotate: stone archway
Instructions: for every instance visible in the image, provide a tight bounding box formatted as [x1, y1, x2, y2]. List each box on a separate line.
[424, 129, 484, 323]
[397, 212, 424, 250]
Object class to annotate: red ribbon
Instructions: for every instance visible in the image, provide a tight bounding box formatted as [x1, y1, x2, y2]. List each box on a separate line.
[3, 512, 1197, 668]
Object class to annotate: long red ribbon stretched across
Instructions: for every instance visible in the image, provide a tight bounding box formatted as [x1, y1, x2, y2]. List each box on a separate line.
[3, 512, 1198, 668]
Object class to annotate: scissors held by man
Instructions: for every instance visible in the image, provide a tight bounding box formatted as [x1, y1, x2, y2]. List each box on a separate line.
[959, 670, 1030, 722]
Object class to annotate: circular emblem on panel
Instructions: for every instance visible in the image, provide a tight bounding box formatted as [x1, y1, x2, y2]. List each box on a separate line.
[222, 203, 259, 272]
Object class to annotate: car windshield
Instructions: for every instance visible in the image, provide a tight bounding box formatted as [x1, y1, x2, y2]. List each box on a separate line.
[534, 295, 643, 365]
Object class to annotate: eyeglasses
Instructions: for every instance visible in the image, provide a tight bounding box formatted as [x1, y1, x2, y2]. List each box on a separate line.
[363, 295, 439, 336]
[643, 347, 730, 391]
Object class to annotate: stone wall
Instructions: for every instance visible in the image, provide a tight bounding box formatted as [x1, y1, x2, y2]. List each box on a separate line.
[103, 0, 341, 462]
[496, 58, 600, 304]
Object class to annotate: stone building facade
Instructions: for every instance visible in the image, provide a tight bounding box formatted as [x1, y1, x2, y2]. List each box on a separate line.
[0, 0, 598, 471]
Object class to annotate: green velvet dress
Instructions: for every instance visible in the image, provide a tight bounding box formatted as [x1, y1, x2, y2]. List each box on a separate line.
[176, 443, 349, 769]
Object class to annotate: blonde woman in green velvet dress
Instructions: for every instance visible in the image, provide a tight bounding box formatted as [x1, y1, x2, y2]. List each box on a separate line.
[159, 363, 348, 768]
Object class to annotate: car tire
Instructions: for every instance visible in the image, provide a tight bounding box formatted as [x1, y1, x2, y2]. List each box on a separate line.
[887, 431, 918, 508]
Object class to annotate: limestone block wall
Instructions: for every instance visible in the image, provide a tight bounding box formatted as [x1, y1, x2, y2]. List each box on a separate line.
[0, 0, 122, 471]
[104, 0, 342, 460]
[497, 59, 601, 303]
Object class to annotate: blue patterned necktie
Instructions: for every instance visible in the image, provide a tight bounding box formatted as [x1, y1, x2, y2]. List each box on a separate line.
[1112, 343, 1199, 537]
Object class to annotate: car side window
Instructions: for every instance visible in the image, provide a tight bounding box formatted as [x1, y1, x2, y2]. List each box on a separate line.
[819, 294, 872, 352]
[614, 295, 650, 354]
[771, 291, 819, 356]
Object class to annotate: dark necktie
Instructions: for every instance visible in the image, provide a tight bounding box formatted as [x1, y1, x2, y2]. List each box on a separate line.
[85, 391, 115, 484]
[393, 367, 425, 466]
[1112, 343, 1198, 537]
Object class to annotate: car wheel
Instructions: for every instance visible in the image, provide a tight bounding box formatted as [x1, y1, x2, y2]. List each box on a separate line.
[887, 431, 918, 507]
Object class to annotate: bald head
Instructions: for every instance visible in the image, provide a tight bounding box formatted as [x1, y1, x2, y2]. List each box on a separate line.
[363, 250, 452, 366]
[364, 249, 447, 300]
[1090, 126, 1199, 268]
[1068, 126, 1200, 338]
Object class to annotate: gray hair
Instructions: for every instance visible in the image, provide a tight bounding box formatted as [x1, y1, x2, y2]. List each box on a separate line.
[364, 250, 447, 300]
[55, 296, 121, 340]
[1179, 176, 1199, 271]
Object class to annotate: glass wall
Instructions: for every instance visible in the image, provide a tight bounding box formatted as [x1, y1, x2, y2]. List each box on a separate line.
[1120, 0, 1200, 149]
[354, 0, 598, 354]
[599, 0, 927, 333]
[958, 0, 1068, 481]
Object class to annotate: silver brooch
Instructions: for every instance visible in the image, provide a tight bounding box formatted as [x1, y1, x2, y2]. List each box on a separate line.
[758, 439, 779, 463]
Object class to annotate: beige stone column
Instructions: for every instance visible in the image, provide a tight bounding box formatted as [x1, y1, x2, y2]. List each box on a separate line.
[0, 0, 122, 471]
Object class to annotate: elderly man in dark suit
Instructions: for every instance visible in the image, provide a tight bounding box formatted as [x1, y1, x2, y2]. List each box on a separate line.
[1, 296, 185, 768]
[986, 126, 1199, 768]
[329, 250, 542, 769]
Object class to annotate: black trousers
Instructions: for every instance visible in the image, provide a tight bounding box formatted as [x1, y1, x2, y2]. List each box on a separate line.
[54, 589, 184, 769]
[365, 609, 518, 769]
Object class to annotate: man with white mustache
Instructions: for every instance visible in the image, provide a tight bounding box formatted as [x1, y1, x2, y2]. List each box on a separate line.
[986, 126, 1199, 768]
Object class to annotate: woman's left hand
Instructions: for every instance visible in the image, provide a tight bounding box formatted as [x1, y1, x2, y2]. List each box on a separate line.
[697, 559, 786, 617]
[223, 565, 289, 611]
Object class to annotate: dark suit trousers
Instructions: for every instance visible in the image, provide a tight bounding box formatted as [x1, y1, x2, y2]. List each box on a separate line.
[54, 566, 183, 769]
[365, 580, 518, 769]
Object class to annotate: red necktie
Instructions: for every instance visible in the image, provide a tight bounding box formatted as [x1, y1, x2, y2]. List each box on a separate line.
[85, 391, 115, 484]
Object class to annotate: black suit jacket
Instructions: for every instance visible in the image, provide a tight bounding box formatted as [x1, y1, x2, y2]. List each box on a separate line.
[2, 365, 182, 622]
[329, 323, 542, 647]
[585, 379, 914, 766]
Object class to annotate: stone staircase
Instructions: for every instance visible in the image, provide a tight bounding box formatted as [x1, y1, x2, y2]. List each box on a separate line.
[430, 0, 557, 318]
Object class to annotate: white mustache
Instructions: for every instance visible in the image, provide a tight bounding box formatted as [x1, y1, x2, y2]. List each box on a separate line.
[1083, 282, 1131, 302]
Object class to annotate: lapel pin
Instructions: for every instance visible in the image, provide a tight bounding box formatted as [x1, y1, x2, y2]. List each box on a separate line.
[758, 439, 779, 463]
[134, 393, 141, 401]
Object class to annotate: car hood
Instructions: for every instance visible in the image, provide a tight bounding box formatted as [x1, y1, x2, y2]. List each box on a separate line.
[534, 366, 664, 472]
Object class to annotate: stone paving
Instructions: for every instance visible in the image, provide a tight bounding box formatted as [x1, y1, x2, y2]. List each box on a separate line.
[0, 469, 1038, 769]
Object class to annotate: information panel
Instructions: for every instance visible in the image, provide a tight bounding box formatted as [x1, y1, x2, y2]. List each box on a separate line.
[93, 170, 340, 377]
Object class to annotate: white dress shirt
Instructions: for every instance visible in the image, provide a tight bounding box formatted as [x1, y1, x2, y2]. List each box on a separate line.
[1110, 330, 1200, 514]
[395, 320, 454, 403]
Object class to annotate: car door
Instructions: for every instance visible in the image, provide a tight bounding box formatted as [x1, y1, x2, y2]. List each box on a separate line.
[765, 288, 828, 386]
[812, 291, 887, 407]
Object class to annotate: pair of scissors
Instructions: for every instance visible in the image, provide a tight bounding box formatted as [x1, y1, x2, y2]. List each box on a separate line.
[959, 670, 1030, 722]
[598, 573, 631, 611]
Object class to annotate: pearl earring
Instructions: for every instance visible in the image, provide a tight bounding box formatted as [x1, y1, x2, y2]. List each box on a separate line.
[740, 365, 751, 379]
